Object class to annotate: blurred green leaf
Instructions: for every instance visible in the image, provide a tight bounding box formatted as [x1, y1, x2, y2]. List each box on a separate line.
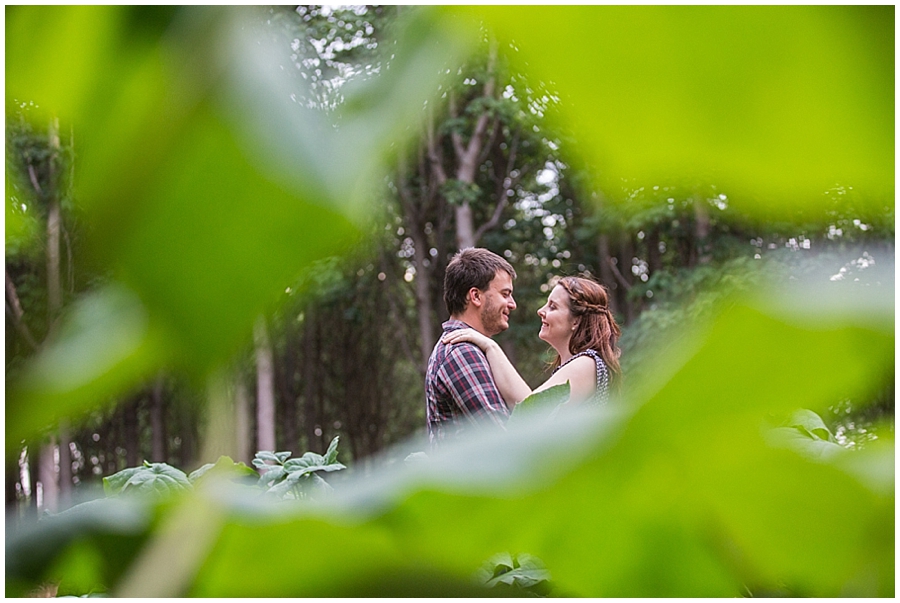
[6, 497, 153, 597]
[7, 285, 168, 449]
[5, 6, 476, 445]
[181, 280, 892, 597]
[766, 426, 846, 463]
[455, 6, 894, 215]
[9, 280, 894, 593]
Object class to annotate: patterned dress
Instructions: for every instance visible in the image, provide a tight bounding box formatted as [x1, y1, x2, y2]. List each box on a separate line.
[552, 348, 610, 404]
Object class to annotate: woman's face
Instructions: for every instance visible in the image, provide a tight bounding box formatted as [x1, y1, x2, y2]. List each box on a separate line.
[537, 285, 578, 352]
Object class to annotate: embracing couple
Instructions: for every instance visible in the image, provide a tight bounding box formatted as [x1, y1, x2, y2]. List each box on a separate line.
[426, 247, 622, 446]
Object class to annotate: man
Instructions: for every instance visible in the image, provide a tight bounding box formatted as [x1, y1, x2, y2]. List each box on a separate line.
[425, 247, 517, 446]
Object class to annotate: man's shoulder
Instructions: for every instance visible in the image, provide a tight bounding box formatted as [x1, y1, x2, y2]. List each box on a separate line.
[441, 318, 471, 333]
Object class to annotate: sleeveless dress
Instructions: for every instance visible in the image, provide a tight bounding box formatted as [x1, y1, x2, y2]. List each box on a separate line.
[552, 349, 610, 405]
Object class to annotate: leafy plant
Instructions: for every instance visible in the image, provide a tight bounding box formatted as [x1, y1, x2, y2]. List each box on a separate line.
[475, 552, 554, 596]
[252, 436, 346, 499]
[766, 409, 847, 463]
[102, 456, 258, 499]
[103, 462, 192, 499]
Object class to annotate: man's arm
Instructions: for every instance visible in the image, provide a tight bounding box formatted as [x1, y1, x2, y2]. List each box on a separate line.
[439, 343, 510, 428]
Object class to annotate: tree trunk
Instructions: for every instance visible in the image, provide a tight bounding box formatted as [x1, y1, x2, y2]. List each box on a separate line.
[694, 197, 711, 265]
[646, 227, 662, 276]
[6, 452, 19, 513]
[38, 440, 58, 513]
[597, 233, 620, 317]
[27, 448, 38, 515]
[397, 149, 437, 371]
[454, 203, 475, 250]
[179, 398, 195, 469]
[618, 234, 637, 324]
[46, 117, 62, 330]
[42, 117, 66, 508]
[302, 308, 319, 453]
[57, 421, 71, 507]
[234, 377, 252, 465]
[450, 43, 496, 250]
[254, 317, 276, 453]
[275, 340, 298, 454]
[150, 376, 167, 462]
[411, 231, 435, 367]
[123, 397, 140, 468]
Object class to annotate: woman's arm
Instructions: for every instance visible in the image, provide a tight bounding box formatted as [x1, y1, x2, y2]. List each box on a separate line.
[441, 329, 533, 409]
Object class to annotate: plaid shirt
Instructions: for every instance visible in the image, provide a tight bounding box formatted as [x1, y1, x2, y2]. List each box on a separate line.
[426, 319, 510, 446]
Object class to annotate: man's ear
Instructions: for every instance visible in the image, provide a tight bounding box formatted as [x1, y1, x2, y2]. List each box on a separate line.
[467, 287, 483, 308]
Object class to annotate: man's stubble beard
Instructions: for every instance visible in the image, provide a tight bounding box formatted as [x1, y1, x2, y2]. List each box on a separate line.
[480, 295, 508, 336]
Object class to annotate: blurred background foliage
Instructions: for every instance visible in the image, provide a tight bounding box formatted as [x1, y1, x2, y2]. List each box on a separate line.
[5, 5, 894, 597]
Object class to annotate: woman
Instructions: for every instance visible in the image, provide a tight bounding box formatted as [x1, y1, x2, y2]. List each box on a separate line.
[442, 275, 622, 408]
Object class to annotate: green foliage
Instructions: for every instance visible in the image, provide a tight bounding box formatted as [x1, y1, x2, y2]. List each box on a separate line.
[103, 461, 192, 498]
[440, 178, 481, 207]
[475, 552, 554, 596]
[766, 409, 846, 463]
[5, 5, 475, 446]
[188, 456, 257, 486]
[5, 5, 893, 599]
[252, 436, 346, 499]
[460, 6, 894, 217]
[103, 455, 257, 498]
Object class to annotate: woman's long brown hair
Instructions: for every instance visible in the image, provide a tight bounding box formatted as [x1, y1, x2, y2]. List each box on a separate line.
[552, 276, 622, 389]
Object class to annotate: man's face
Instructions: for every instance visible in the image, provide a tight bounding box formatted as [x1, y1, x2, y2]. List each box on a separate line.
[480, 270, 516, 336]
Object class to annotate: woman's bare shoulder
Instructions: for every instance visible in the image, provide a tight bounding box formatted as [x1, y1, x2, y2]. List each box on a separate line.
[557, 354, 597, 376]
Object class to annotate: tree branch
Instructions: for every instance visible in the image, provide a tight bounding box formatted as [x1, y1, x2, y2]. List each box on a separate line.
[473, 130, 522, 243]
[6, 270, 39, 350]
[475, 116, 501, 168]
[607, 258, 633, 291]
[448, 90, 466, 160]
[426, 106, 448, 186]
[27, 163, 43, 196]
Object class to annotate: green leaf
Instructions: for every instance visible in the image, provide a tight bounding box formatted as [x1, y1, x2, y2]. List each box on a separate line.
[6, 5, 476, 445]
[323, 436, 340, 465]
[766, 427, 846, 463]
[6, 497, 153, 597]
[252, 451, 280, 465]
[188, 456, 256, 485]
[787, 409, 836, 442]
[114, 463, 192, 498]
[182, 277, 892, 598]
[457, 6, 894, 216]
[103, 466, 144, 497]
[7, 285, 168, 450]
[256, 466, 286, 489]
[518, 382, 570, 411]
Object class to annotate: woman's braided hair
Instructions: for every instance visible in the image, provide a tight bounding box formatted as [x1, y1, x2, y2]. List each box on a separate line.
[554, 275, 622, 389]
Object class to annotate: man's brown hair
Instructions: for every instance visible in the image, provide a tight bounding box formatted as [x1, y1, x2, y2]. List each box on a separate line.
[443, 248, 516, 316]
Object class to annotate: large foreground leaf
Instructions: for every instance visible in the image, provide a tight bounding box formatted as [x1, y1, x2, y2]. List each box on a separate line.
[5, 6, 473, 442]
[8, 268, 892, 597]
[454, 6, 894, 216]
